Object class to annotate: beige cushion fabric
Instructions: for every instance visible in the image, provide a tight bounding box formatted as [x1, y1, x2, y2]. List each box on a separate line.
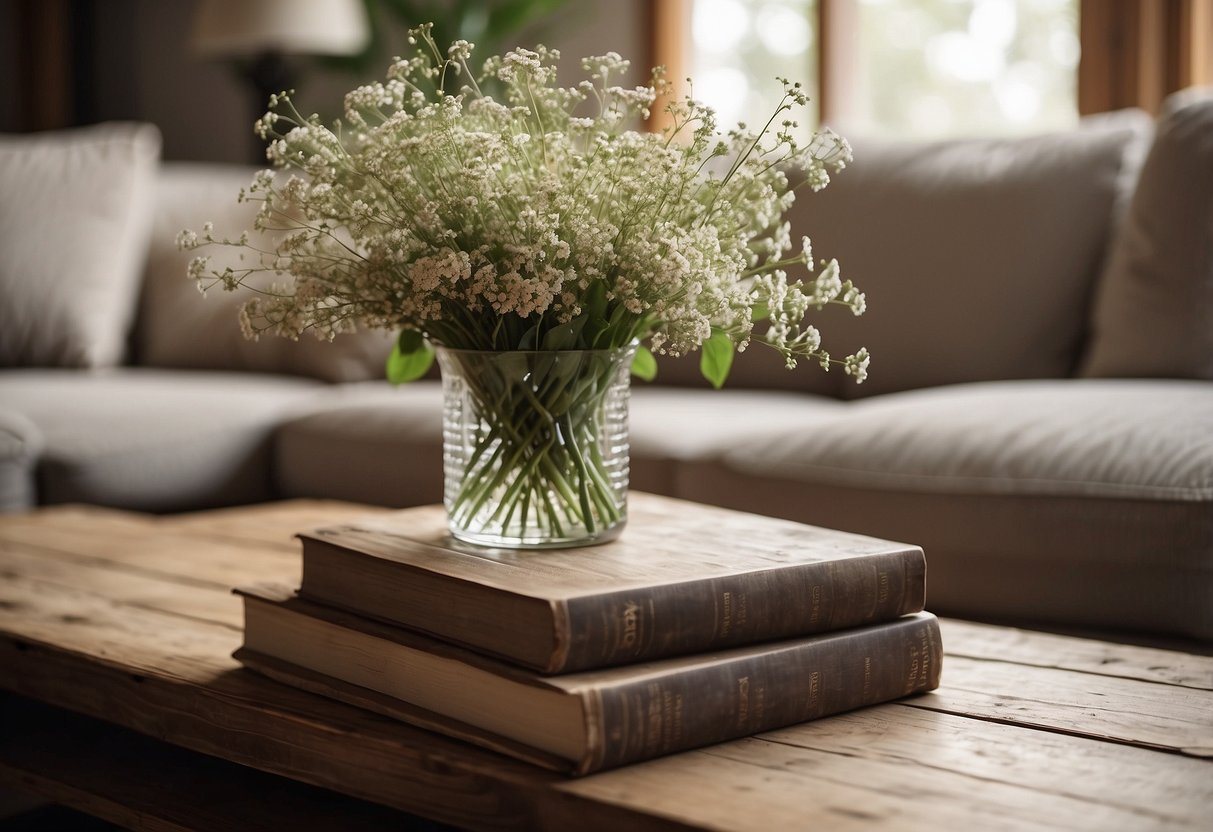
[1082, 88, 1213, 380]
[0, 407, 42, 512]
[675, 470, 1213, 642]
[135, 163, 394, 383]
[273, 383, 841, 503]
[0, 368, 320, 510]
[716, 379, 1213, 501]
[783, 117, 1152, 398]
[0, 123, 161, 367]
[669, 379, 1213, 641]
[629, 387, 844, 492]
[274, 381, 446, 507]
[651, 341, 842, 397]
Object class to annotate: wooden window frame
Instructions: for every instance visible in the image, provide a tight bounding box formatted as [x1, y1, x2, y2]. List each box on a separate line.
[649, 0, 1213, 130]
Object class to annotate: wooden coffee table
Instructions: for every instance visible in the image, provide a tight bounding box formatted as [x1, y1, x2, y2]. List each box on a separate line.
[1, 500, 1210, 831]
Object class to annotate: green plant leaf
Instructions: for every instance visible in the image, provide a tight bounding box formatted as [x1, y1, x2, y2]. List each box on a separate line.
[541, 315, 588, 350]
[750, 301, 770, 322]
[386, 329, 434, 384]
[699, 330, 734, 390]
[631, 346, 658, 381]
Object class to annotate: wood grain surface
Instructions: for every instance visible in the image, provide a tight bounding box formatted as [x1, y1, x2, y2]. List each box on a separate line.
[2, 500, 1211, 831]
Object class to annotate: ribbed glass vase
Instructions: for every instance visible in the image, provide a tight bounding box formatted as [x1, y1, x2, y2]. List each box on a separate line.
[436, 345, 634, 549]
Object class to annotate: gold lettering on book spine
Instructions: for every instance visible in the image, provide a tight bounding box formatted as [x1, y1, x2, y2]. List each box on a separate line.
[736, 675, 750, 728]
[720, 591, 751, 639]
[807, 670, 822, 714]
[809, 584, 822, 626]
[617, 601, 641, 652]
[877, 570, 890, 603]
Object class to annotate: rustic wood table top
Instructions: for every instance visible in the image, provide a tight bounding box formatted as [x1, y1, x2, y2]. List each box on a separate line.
[1, 500, 1210, 832]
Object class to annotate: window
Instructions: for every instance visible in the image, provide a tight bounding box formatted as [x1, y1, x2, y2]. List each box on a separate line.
[655, 0, 1213, 137]
[689, 0, 819, 133]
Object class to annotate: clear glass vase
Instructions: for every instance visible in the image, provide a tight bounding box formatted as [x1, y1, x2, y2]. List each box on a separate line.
[436, 345, 635, 549]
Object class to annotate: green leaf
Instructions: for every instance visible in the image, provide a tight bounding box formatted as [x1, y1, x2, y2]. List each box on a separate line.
[386, 329, 434, 385]
[541, 315, 588, 350]
[699, 330, 734, 390]
[517, 324, 539, 350]
[631, 346, 658, 382]
[750, 301, 770, 322]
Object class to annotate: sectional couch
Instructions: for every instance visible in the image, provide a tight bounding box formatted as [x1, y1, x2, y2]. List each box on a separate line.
[2, 89, 1210, 645]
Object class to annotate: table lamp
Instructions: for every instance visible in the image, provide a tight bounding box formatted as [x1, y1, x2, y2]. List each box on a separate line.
[191, 0, 370, 159]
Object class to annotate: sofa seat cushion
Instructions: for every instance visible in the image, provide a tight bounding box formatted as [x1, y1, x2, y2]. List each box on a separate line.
[274, 381, 446, 507]
[0, 408, 43, 512]
[273, 382, 839, 505]
[674, 380, 1213, 641]
[0, 369, 321, 511]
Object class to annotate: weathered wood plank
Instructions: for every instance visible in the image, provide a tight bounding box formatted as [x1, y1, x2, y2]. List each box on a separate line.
[563, 706, 1213, 832]
[0, 695, 440, 832]
[0, 574, 690, 832]
[941, 619, 1213, 690]
[918, 656, 1213, 757]
[155, 500, 391, 551]
[4, 501, 1212, 831]
[753, 707, 1211, 824]
[4, 567, 1210, 831]
[0, 504, 152, 533]
[0, 520, 299, 590]
[0, 547, 242, 630]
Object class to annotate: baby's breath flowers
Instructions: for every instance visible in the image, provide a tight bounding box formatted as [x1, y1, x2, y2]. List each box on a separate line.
[180, 23, 868, 387]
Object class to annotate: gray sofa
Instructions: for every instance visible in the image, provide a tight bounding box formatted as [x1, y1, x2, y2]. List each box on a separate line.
[2, 90, 1210, 645]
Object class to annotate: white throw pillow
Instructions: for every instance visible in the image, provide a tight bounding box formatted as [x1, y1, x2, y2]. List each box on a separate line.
[0, 122, 162, 367]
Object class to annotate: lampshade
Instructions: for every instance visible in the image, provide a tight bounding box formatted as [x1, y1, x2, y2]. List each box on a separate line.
[191, 0, 370, 58]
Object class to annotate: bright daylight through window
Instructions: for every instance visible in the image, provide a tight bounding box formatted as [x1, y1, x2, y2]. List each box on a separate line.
[689, 0, 1079, 138]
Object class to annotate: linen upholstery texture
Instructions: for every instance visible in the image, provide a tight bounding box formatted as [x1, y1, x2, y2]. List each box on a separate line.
[0, 408, 42, 511]
[0, 369, 320, 511]
[135, 163, 394, 383]
[673, 379, 1213, 641]
[0, 123, 161, 368]
[775, 118, 1152, 399]
[1082, 89, 1213, 379]
[273, 383, 838, 503]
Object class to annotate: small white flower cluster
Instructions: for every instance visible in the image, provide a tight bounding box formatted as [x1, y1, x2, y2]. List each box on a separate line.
[180, 23, 869, 380]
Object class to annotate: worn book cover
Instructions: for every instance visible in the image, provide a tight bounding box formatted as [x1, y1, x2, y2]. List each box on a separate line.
[297, 492, 927, 673]
[236, 584, 943, 775]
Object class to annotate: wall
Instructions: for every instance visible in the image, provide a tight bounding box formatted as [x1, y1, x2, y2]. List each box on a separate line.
[2, 0, 648, 162]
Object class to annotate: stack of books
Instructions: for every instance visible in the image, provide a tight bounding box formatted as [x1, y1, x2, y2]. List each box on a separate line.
[235, 493, 942, 775]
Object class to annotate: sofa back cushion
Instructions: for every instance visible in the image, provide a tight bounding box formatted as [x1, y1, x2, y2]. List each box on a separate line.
[1081, 88, 1213, 380]
[135, 163, 392, 383]
[0, 123, 161, 368]
[752, 114, 1151, 399]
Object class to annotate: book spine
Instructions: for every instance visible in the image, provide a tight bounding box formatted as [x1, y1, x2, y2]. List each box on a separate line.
[581, 613, 942, 774]
[559, 548, 926, 672]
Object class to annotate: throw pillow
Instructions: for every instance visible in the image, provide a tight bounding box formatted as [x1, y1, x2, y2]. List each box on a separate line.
[0, 122, 161, 367]
[783, 113, 1153, 399]
[1081, 88, 1213, 380]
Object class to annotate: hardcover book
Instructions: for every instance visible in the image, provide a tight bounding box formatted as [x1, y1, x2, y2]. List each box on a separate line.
[298, 493, 927, 673]
[235, 585, 943, 775]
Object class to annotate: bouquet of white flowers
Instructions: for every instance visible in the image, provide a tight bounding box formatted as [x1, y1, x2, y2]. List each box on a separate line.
[181, 24, 868, 547]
